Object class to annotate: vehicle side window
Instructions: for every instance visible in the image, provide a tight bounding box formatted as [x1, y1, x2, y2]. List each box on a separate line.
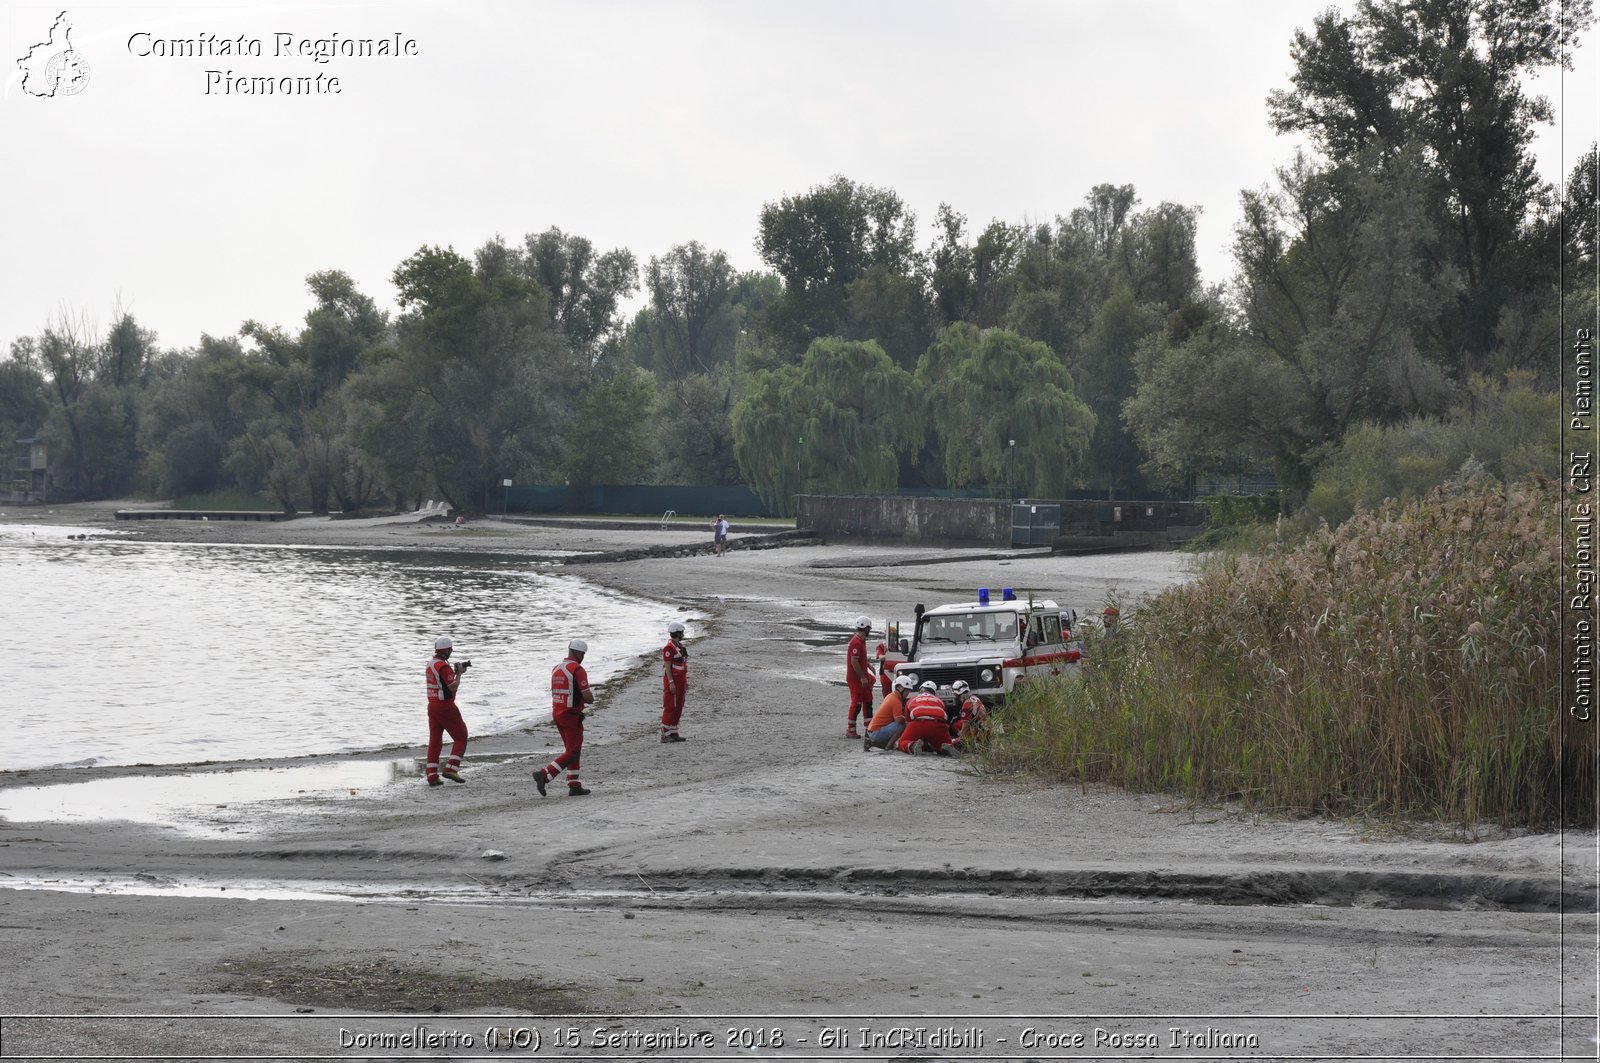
[1025, 616, 1044, 648]
[1042, 615, 1062, 644]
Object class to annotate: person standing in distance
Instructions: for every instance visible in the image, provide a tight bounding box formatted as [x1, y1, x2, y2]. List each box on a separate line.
[424, 636, 471, 785]
[660, 621, 689, 743]
[535, 639, 594, 797]
[845, 615, 875, 738]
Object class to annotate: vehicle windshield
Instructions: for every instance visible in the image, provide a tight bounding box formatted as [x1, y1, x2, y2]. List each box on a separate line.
[917, 611, 1021, 646]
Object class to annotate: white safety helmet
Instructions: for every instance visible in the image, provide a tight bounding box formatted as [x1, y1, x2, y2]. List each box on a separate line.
[667, 621, 686, 636]
[892, 673, 914, 692]
[568, 638, 588, 653]
[952, 680, 970, 696]
[919, 680, 937, 692]
[854, 615, 872, 630]
[434, 636, 452, 650]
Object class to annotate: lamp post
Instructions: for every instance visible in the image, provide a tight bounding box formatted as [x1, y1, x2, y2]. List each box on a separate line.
[1008, 439, 1016, 499]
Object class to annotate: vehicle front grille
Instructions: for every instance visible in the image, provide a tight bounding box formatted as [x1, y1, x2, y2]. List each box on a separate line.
[903, 664, 987, 689]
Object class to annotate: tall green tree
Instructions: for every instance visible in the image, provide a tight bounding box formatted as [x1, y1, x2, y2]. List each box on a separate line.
[1130, 151, 1454, 497]
[755, 176, 919, 353]
[1267, 0, 1594, 374]
[563, 366, 659, 492]
[627, 242, 737, 379]
[521, 227, 638, 366]
[845, 264, 932, 370]
[354, 242, 570, 514]
[653, 363, 744, 484]
[234, 271, 389, 512]
[1077, 285, 1165, 496]
[917, 323, 1096, 496]
[0, 343, 48, 461]
[138, 337, 248, 498]
[28, 311, 150, 498]
[732, 338, 919, 514]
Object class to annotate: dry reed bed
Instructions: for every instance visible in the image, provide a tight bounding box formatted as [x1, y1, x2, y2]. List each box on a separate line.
[992, 478, 1590, 827]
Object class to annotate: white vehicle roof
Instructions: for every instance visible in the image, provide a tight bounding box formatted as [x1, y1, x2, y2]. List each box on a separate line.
[923, 599, 1059, 616]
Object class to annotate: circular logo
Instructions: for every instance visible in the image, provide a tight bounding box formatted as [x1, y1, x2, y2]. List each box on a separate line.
[44, 50, 90, 96]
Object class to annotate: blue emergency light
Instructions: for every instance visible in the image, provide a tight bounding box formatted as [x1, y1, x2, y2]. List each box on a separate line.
[1002, 587, 1016, 602]
[977, 587, 990, 606]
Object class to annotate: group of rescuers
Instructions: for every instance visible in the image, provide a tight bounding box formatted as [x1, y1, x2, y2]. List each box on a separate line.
[422, 613, 991, 793]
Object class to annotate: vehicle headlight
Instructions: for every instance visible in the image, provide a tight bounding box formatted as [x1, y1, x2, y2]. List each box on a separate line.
[903, 672, 918, 687]
[980, 668, 995, 684]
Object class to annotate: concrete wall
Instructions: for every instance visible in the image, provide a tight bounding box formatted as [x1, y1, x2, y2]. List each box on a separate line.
[798, 495, 1013, 547]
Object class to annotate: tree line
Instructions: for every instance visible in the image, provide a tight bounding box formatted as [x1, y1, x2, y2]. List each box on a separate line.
[2, 0, 1592, 520]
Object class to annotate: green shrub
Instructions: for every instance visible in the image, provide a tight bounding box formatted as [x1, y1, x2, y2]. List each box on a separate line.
[1201, 492, 1283, 528]
[987, 477, 1586, 828]
[1307, 376, 1560, 526]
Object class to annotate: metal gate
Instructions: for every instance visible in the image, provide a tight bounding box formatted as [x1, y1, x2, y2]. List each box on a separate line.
[1010, 503, 1061, 547]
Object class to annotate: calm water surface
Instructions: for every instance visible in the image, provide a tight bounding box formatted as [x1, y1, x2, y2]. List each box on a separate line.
[1, 523, 684, 771]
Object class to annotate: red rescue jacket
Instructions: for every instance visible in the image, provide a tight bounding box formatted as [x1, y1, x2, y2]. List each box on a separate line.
[551, 657, 589, 718]
[426, 656, 457, 709]
[905, 691, 948, 721]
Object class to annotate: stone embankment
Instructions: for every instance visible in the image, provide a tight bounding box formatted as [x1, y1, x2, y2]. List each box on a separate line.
[564, 528, 822, 565]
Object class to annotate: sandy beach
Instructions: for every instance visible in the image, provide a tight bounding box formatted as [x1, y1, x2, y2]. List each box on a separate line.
[0, 501, 1593, 1060]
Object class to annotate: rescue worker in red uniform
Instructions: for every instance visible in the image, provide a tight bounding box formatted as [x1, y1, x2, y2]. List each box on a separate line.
[660, 620, 689, 742]
[845, 615, 875, 738]
[875, 641, 892, 696]
[898, 680, 957, 755]
[864, 673, 914, 751]
[949, 679, 991, 748]
[424, 635, 471, 785]
[535, 639, 595, 797]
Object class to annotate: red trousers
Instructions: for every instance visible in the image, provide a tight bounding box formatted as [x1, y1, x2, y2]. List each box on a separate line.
[426, 703, 468, 775]
[661, 679, 686, 730]
[847, 679, 872, 724]
[898, 717, 953, 753]
[552, 712, 583, 772]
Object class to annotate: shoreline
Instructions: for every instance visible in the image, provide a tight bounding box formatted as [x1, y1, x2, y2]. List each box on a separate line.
[1, 501, 1593, 1056]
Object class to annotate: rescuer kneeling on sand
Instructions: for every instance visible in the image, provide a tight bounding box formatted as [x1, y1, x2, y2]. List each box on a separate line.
[898, 680, 958, 756]
[864, 673, 914, 751]
[949, 679, 991, 749]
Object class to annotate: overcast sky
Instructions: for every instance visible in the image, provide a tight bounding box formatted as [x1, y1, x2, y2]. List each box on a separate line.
[2, 0, 1595, 354]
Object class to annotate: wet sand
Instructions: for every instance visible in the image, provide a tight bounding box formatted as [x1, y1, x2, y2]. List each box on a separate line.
[0, 501, 1593, 1058]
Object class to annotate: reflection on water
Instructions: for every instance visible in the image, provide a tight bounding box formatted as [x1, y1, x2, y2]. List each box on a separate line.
[0, 760, 411, 836]
[0, 525, 687, 771]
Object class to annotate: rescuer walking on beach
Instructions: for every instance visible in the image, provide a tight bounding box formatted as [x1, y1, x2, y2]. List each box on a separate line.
[536, 639, 595, 796]
[424, 635, 471, 785]
[660, 621, 689, 742]
[845, 616, 875, 738]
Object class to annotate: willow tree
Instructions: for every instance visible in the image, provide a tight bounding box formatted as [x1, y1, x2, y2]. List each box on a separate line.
[919, 323, 1096, 496]
[732, 338, 920, 515]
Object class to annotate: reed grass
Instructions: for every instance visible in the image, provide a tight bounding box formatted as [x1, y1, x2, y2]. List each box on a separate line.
[986, 477, 1590, 828]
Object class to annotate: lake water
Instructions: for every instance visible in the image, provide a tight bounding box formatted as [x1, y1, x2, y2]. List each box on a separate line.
[0, 523, 684, 772]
